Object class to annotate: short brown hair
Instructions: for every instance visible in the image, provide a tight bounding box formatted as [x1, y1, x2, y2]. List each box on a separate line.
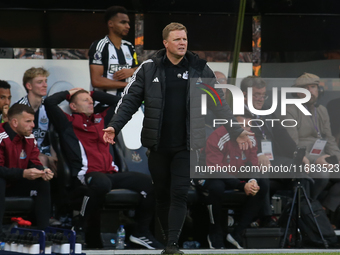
[8, 103, 35, 120]
[162, 22, 187, 40]
[69, 89, 89, 104]
[23, 67, 49, 92]
[240, 76, 266, 92]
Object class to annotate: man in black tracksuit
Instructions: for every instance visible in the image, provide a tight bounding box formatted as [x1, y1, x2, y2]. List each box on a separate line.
[103, 22, 252, 254]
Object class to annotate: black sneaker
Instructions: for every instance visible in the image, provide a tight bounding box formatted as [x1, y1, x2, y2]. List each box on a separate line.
[226, 233, 243, 249]
[161, 243, 184, 254]
[129, 231, 164, 249]
[207, 233, 225, 249]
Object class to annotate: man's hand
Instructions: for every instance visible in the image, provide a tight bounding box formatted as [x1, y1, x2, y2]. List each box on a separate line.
[258, 154, 271, 168]
[103, 127, 116, 144]
[68, 87, 85, 96]
[302, 156, 310, 165]
[23, 168, 45, 180]
[113, 68, 135, 81]
[244, 183, 253, 196]
[244, 181, 260, 196]
[315, 154, 332, 168]
[236, 131, 254, 150]
[249, 179, 260, 194]
[2, 105, 9, 122]
[42, 168, 54, 181]
[47, 156, 58, 176]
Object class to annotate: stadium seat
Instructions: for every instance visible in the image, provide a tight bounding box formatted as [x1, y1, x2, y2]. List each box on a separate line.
[7, 80, 26, 106]
[115, 132, 150, 176]
[47, 81, 74, 114]
[48, 124, 142, 247]
[3, 197, 34, 225]
[47, 81, 74, 96]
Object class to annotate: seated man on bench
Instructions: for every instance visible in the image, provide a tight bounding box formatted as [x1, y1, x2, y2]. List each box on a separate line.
[201, 112, 272, 249]
[44, 88, 163, 249]
[0, 104, 54, 235]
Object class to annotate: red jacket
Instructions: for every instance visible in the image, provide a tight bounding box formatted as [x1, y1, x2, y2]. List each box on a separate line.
[45, 91, 120, 183]
[64, 110, 118, 175]
[0, 122, 43, 180]
[205, 126, 258, 172]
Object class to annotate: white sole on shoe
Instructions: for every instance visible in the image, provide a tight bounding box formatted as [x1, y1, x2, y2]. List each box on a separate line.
[129, 235, 156, 249]
[207, 235, 215, 249]
[226, 234, 243, 249]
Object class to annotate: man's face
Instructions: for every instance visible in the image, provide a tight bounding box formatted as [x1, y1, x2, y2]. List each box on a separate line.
[0, 88, 11, 111]
[297, 84, 318, 105]
[109, 13, 130, 38]
[236, 116, 251, 132]
[215, 71, 228, 98]
[163, 30, 188, 59]
[15, 112, 35, 137]
[71, 92, 94, 116]
[26, 75, 48, 97]
[244, 86, 266, 110]
[215, 72, 227, 84]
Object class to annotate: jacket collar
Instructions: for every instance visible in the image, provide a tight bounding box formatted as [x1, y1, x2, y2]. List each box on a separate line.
[73, 112, 95, 122]
[163, 54, 189, 68]
[152, 48, 206, 72]
[21, 95, 44, 108]
[4, 122, 20, 141]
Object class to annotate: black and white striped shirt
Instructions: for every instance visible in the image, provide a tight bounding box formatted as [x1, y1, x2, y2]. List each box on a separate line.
[89, 35, 138, 96]
[16, 96, 50, 155]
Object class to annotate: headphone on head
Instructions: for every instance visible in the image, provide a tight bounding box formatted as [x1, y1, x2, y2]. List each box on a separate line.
[291, 73, 324, 100]
[291, 83, 324, 99]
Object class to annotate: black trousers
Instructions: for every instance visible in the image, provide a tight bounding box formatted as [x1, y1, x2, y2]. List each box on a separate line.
[0, 177, 51, 232]
[76, 171, 155, 232]
[205, 178, 269, 235]
[148, 148, 191, 245]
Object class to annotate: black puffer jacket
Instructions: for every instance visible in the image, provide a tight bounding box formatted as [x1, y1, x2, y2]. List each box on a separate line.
[109, 49, 243, 150]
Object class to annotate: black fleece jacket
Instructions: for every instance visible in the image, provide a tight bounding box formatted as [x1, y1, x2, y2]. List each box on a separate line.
[109, 49, 243, 151]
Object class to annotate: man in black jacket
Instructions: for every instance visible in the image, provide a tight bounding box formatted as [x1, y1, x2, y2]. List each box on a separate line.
[103, 22, 252, 254]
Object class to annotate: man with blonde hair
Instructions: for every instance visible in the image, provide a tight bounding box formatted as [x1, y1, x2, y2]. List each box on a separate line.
[16, 67, 57, 174]
[103, 22, 252, 254]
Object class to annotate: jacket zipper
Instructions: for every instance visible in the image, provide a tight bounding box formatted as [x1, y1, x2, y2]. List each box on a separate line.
[156, 69, 166, 150]
[94, 121, 107, 172]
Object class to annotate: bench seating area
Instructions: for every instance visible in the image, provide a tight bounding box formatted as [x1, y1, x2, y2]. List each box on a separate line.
[3, 122, 248, 248]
